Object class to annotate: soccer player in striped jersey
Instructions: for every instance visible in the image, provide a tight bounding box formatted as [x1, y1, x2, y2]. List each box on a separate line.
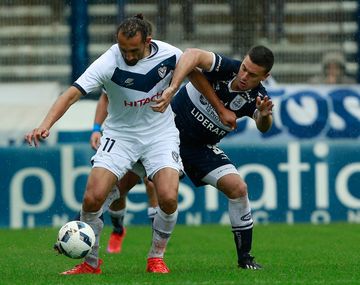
[90, 91, 158, 254]
[89, 18, 158, 255]
[154, 45, 274, 269]
[26, 14, 222, 275]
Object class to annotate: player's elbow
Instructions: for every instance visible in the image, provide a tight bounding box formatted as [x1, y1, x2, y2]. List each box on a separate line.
[256, 115, 272, 133]
[183, 48, 201, 56]
[257, 122, 272, 133]
[183, 48, 204, 65]
[258, 126, 269, 133]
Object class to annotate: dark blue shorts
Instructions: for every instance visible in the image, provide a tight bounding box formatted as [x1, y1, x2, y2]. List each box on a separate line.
[180, 143, 233, 187]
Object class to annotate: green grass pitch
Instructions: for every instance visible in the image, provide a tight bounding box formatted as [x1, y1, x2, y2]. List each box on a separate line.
[1, 223, 359, 285]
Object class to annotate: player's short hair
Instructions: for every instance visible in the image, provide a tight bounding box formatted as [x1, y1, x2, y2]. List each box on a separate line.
[247, 45, 274, 74]
[116, 14, 151, 42]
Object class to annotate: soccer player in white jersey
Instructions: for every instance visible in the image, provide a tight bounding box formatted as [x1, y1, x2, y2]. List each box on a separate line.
[90, 91, 158, 254]
[25, 14, 228, 275]
[89, 18, 158, 254]
[154, 45, 275, 270]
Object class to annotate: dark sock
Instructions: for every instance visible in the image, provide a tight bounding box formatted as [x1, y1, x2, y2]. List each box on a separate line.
[110, 215, 124, 234]
[233, 228, 253, 261]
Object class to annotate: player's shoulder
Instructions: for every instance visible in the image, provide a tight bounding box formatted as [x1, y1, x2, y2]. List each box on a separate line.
[204, 53, 240, 81]
[208, 53, 241, 76]
[95, 44, 119, 64]
[108, 43, 119, 52]
[214, 53, 241, 67]
[151, 40, 182, 56]
[252, 83, 268, 98]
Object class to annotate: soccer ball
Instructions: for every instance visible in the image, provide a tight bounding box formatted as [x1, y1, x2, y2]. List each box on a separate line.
[56, 221, 95, 259]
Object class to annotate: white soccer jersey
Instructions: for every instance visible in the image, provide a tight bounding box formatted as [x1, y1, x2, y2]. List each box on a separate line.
[74, 40, 182, 141]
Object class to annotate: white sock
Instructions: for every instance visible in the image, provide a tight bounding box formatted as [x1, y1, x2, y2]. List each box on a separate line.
[228, 195, 253, 230]
[81, 209, 103, 268]
[108, 208, 126, 233]
[147, 207, 157, 221]
[148, 207, 178, 258]
[102, 187, 120, 213]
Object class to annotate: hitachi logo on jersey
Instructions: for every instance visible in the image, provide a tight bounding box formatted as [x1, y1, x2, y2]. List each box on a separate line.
[190, 108, 226, 137]
[124, 92, 162, 107]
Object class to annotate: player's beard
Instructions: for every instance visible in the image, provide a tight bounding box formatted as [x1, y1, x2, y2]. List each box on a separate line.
[124, 58, 139, 66]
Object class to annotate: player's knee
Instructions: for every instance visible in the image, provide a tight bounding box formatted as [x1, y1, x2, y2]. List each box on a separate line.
[237, 180, 248, 197]
[158, 196, 177, 214]
[83, 191, 104, 211]
[227, 180, 248, 199]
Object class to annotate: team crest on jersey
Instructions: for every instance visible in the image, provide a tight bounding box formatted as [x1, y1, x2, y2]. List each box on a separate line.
[229, 94, 246, 110]
[158, 66, 167, 78]
[172, 151, 179, 163]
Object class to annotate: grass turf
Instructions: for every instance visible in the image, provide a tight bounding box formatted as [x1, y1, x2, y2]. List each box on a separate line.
[0, 223, 359, 285]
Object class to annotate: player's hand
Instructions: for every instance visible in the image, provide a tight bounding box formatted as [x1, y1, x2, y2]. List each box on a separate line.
[151, 86, 177, 113]
[256, 96, 274, 117]
[24, 127, 50, 147]
[90, 131, 101, 150]
[218, 108, 237, 130]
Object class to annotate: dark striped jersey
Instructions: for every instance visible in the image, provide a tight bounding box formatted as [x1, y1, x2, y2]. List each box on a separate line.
[171, 53, 268, 145]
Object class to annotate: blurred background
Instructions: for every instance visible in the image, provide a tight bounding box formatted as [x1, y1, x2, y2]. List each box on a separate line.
[0, 0, 359, 229]
[0, 0, 359, 86]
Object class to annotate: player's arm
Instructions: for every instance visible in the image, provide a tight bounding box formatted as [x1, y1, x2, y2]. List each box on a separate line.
[90, 92, 109, 150]
[187, 69, 236, 129]
[153, 48, 236, 129]
[25, 86, 82, 147]
[156, 48, 214, 99]
[169, 48, 214, 91]
[253, 95, 273, 133]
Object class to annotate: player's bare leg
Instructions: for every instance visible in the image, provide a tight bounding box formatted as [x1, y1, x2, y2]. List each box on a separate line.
[144, 177, 158, 223]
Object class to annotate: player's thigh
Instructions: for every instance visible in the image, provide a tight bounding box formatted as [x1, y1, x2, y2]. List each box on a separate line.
[152, 168, 179, 214]
[84, 167, 118, 208]
[202, 163, 247, 198]
[153, 167, 179, 201]
[116, 170, 141, 195]
[216, 172, 247, 199]
[144, 178, 158, 205]
[181, 144, 233, 187]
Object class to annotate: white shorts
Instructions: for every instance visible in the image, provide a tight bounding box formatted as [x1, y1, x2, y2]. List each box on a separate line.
[91, 131, 183, 180]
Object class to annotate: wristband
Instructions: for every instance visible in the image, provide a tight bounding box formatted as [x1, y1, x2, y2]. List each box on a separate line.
[92, 123, 102, 132]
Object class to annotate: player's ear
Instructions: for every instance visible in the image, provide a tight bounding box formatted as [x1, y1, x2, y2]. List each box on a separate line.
[145, 36, 152, 44]
[262, 73, 270, 81]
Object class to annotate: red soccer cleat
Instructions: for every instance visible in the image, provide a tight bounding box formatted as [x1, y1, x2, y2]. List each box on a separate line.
[60, 259, 103, 275]
[107, 229, 126, 253]
[146, 257, 170, 273]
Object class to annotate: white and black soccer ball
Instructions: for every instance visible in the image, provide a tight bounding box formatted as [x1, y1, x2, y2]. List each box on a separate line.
[57, 221, 95, 259]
